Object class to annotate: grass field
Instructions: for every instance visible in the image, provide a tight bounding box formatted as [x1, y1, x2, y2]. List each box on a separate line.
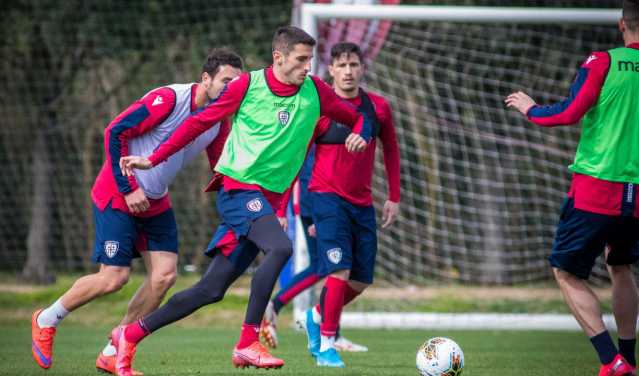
[0, 274, 611, 375]
[4, 325, 601, 375]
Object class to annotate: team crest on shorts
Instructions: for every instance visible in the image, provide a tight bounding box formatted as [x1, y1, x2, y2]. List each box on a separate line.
[277, 110, 290, 126]
[326, 248, 342, 264]
[104, 241, 119, 258]
[246, 198, 263, 212]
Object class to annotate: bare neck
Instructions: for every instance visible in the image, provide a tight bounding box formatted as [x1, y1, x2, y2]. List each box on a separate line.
[194, 84, 208, 109]
[624, 31, 639, 46]
[272, 65, 293, 86]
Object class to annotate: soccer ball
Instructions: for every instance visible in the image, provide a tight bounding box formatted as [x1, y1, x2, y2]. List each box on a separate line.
[416, 337, 464, 376]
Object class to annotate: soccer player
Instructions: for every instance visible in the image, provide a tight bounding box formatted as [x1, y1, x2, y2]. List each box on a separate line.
[292, 42, 400, 368]
[115, 26, 372, 375]
[260, 43, 400, 360]
[30, 49, 243, 375]
[506, 2, 639, 375]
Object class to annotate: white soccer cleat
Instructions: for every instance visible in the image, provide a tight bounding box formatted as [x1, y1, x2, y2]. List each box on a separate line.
[334, 336, 368, 352]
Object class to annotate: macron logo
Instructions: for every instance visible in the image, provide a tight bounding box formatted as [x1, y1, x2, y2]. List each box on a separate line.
[152, 96, 164, 106]
[584, 54, 597, 66]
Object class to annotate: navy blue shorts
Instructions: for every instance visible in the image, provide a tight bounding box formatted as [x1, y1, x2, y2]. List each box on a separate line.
[205, 188, 275, 269]
[550, 198, 639, 279]
[310, 192, 377, 284]
[92, 203, 178, 267]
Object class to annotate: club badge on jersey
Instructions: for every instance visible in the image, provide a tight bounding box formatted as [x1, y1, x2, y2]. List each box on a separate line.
[104, 241, 120, 258]
[246, 198, 263, 213]
[278, 110, 290, 126]
[327, 247, 343, 264]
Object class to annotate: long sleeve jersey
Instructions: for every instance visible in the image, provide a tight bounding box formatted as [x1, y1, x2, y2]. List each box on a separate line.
[525, 43, 639, 216]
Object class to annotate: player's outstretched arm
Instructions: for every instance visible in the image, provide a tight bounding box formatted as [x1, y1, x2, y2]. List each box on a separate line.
[505, 91, 537, 116]
[505, 51, 609, 127]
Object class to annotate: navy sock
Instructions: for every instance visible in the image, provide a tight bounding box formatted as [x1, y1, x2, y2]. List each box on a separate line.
[619, 338, 636, 366]
[590, 331, 618, 365]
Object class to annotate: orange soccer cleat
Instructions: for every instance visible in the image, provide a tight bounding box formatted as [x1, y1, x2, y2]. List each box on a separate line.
[97, 341, 145, 376]
[231, 341, 285, 369]
[31, 309, 56, 369]
[113, 325, 139, 376]
[598, 354, 637, 376]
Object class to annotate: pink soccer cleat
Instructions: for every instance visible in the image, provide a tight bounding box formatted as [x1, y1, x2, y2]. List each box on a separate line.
[231, 341, 284, 369]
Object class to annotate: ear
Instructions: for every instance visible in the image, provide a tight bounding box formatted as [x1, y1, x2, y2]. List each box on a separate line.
[273, 50, 285, 65]
[201, 72, 211, 86]
[619, 18, 626, 34]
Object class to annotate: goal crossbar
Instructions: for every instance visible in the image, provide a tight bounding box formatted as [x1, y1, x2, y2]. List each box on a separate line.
[300, 4, 621, 75]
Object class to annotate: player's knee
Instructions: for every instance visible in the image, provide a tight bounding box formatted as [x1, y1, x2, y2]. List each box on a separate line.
[351, 281, 370, 293]
[96, 266, 130, 293]
[552, 267, 576, 284]
[270, 241, 293, 260]
[198, 286, 225, 304]
[150, 269, 177, 292]
[608, 264, 632, 277]
[102, 273, 129, 293]
[330, 269, 350, 280]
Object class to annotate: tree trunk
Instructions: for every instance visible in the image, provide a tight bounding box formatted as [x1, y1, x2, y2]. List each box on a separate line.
[21, 131, 56, 285]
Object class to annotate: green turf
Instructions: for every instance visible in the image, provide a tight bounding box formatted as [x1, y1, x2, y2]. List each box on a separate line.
[4, 325, 601, 375]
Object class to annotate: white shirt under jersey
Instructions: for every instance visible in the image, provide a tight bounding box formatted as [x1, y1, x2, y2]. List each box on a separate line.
[130, 83, 220, 199]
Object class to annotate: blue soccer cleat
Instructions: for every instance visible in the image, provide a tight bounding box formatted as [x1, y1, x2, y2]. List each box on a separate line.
[304, 309, 321, 358]
[316, 348, 345, 368]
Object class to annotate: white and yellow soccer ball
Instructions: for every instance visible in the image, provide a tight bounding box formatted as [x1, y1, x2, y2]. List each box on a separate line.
[416, 337, 464, 376]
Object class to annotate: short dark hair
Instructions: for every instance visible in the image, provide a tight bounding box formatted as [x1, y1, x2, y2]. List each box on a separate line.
[330, 42, 364, 64]
[202, 48, 243, 77]
[272, 26, 316, 55]
[623, 0, 639, 31]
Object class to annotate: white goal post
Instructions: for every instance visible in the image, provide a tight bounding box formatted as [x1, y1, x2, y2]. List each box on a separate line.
[292, 4, 622, 330]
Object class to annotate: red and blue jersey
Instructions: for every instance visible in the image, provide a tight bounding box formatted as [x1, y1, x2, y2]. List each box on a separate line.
[92, 84, 229, 217]
[525, 43, 639, 217]
[309, 90, 401, 206]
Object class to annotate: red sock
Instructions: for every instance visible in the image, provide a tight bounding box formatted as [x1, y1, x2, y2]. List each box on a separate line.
[343, 284, 361, 306]
[123, 320, 150, 344]
[236, 323, 259, 349]
[319, 277, 347, 337]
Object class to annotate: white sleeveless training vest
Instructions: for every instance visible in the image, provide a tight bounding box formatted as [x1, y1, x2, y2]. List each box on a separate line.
[130, 83, 220, 199]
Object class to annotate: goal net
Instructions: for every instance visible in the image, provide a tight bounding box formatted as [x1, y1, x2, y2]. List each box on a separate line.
[292, 1, 623, 324]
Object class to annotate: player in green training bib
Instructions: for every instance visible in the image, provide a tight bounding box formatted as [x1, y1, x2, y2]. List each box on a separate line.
[115, 26, 373, 374]
[506, 1, 639, 374]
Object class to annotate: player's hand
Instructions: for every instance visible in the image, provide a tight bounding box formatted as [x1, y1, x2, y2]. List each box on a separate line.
[345, 133, 367, 153]
[125, 187, 150, 214]
[308, 224, 316, 237]
[119, 156, 152, 177]
[381, 200, 399, 228]
[277, 216, 288, 232]
[505, 91, 537, 116]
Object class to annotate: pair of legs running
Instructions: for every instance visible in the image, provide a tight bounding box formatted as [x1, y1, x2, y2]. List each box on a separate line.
[32, 251, 177, 374]
[32, 204, 179, 375]
[115, 188, 293, 375]
[551, 198, 639, 376]
[301, 191, 378, 368]
[262, 215, 368, 353]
